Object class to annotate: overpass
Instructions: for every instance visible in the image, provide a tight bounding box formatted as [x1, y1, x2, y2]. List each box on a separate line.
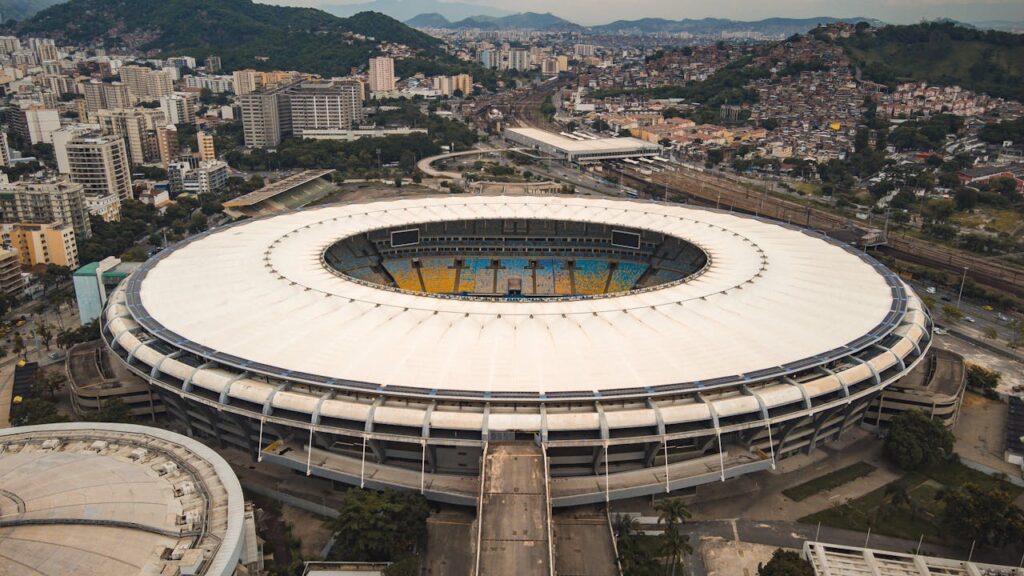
[417, 148, 527, 180]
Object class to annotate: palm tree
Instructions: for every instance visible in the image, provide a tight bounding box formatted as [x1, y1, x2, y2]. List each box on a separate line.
[661, 526, 693, 576]
[655, 499, 692, 531]
[613, 513, 640, 540]
[654, 500, 693, 576]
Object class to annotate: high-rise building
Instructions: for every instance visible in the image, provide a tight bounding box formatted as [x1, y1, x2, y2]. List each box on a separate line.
[479, 49, 498, 69]
[119, 65, 175, 101]
[160, 93, 197, 125]
[0, 133, 9, 168]
[233, 69, 264, 96]
[0, 248, 25, 298]
[3, 222, 78, 268]
[65, 134, 133, 203]
[10, 105, 61, 145]
[0, 179, 92, 241]
[506, 49, 531, 71]
[205, 55, 222, 73]
[0, 36, 21, 55]
[156, 125, 179, 168]
[574, 44, 596, 58]
[31, 38, 58, 62]
[288, 79, 364, 137]
[368, 57, 395, 94]
[168, 160, 229, 195]
[81, 81, 132, 119]
[97, 108, 165, 166]
[240, 85, 293, 148]
[197, 131, 216, 161]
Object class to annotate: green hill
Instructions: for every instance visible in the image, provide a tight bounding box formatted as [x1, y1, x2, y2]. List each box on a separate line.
[7, 0, 447, 76]
[840, 22, 1024, 102]
[0, 0, 64, 23]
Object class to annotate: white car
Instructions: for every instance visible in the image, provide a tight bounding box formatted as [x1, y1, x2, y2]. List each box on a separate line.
[963, 316, 976, 323]
[934, 327, 948, 335]
[925, 286, 937, 294]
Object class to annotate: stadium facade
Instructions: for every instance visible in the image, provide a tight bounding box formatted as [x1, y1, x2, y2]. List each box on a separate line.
[102, 195, 932, 505]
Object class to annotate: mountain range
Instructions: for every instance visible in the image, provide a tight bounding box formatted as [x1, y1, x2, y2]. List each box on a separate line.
[0, 0, 62, 22]
[4, 0, 450, 77]
[324, 0, 509, 21]
[404, 12, 886, 35]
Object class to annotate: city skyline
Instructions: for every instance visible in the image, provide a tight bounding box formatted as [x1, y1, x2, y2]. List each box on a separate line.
[269, 0, 1024, 26]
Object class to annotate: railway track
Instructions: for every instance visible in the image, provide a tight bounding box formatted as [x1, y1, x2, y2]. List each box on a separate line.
[614, 165, 1024, 298]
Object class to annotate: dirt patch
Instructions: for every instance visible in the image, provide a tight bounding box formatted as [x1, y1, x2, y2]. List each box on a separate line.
[281, 505, 332, 560]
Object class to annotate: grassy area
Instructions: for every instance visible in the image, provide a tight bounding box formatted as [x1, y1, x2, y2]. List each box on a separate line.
[951, 208, 1024, 238]
[782, 462, 878, 502]
[799, 461, 1023, 544]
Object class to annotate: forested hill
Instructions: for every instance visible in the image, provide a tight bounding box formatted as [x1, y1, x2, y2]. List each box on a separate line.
[6, 0, 446, 76]
[838, 22, 1024, 102]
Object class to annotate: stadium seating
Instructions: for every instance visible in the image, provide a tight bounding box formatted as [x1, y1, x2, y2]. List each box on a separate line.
[383, 260, 422, 291]
[573, 260, 611, 295]
[608, 262, 649, 293]
[420, 258, 457, 293]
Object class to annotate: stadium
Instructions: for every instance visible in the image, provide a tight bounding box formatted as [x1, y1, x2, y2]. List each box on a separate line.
[102, 195, 933, 505]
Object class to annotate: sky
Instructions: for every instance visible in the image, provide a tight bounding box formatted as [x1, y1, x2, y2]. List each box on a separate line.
[270, 0, 1024, 26]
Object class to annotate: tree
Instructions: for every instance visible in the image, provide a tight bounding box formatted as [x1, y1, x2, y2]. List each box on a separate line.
[32, 371, 64, 399]
[614, 514, 659, 576]
[37, 322, 53, 350]
[327, 489, 430, 562]
[655, 499, 692, 576]
[965, 364, 1000, 391]
[88, 398, 134, 423]
[884, 410, 954, 470]
[660, 527, 692, 576]
[937, 483, 1024, 548]
[10, 398, 67, 426]
[758, 548, 814, 576]
[942, 304, 964, 321]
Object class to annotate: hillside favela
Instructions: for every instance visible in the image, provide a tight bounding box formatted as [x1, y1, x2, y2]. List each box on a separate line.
[0, 0, 1023, 575]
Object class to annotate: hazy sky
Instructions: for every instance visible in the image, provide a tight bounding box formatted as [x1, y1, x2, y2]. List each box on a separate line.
[269, 0, 1024, 26]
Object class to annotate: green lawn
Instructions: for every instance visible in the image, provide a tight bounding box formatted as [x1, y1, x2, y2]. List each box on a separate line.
[799, 461, 1023, 544]
[782, 462, 878, 502]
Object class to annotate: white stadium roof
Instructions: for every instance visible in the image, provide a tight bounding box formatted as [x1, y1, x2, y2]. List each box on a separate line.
[506, 127, 656, 154]
[130, 196, 899, 396]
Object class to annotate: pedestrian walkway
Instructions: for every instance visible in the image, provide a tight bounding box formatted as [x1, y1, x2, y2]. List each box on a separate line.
[475, 442, 552, 576]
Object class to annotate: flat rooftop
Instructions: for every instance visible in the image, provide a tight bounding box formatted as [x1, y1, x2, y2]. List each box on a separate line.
[804, 541, 1024, 576]
[506, 127, 657, 154]
[223, 169, 335, 208]
[0, 423, 245, 576]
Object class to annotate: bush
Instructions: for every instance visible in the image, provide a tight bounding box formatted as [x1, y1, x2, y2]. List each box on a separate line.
[966, 364, 1000, 391]
[758, 548, 814, 576]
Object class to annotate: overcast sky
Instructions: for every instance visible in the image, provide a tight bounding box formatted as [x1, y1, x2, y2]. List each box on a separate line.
[269, 0, 1024, 26]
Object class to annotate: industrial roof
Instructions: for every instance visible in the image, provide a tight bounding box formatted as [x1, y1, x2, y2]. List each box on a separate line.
[222, 169, 335, 208]
[506, 127, 657, 153]
[0, 423, 245, 576]
[129, 195, 900, 395]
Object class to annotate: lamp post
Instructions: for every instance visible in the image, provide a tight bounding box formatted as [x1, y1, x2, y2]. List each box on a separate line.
[956, 266, 968, 311]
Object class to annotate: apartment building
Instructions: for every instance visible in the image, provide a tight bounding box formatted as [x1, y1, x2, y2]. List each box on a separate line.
[96, 108, 165, 166]
[120, 65, 175, 101]
[0, 179, 92, 240]
[288, 79, 364, 137]
[368, 57, 395, 94]
[65, 134, 133, 203]
[3, 222, 78, 268]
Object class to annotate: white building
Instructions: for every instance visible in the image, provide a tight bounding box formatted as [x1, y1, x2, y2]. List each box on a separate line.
[368, 56, 396, 95]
